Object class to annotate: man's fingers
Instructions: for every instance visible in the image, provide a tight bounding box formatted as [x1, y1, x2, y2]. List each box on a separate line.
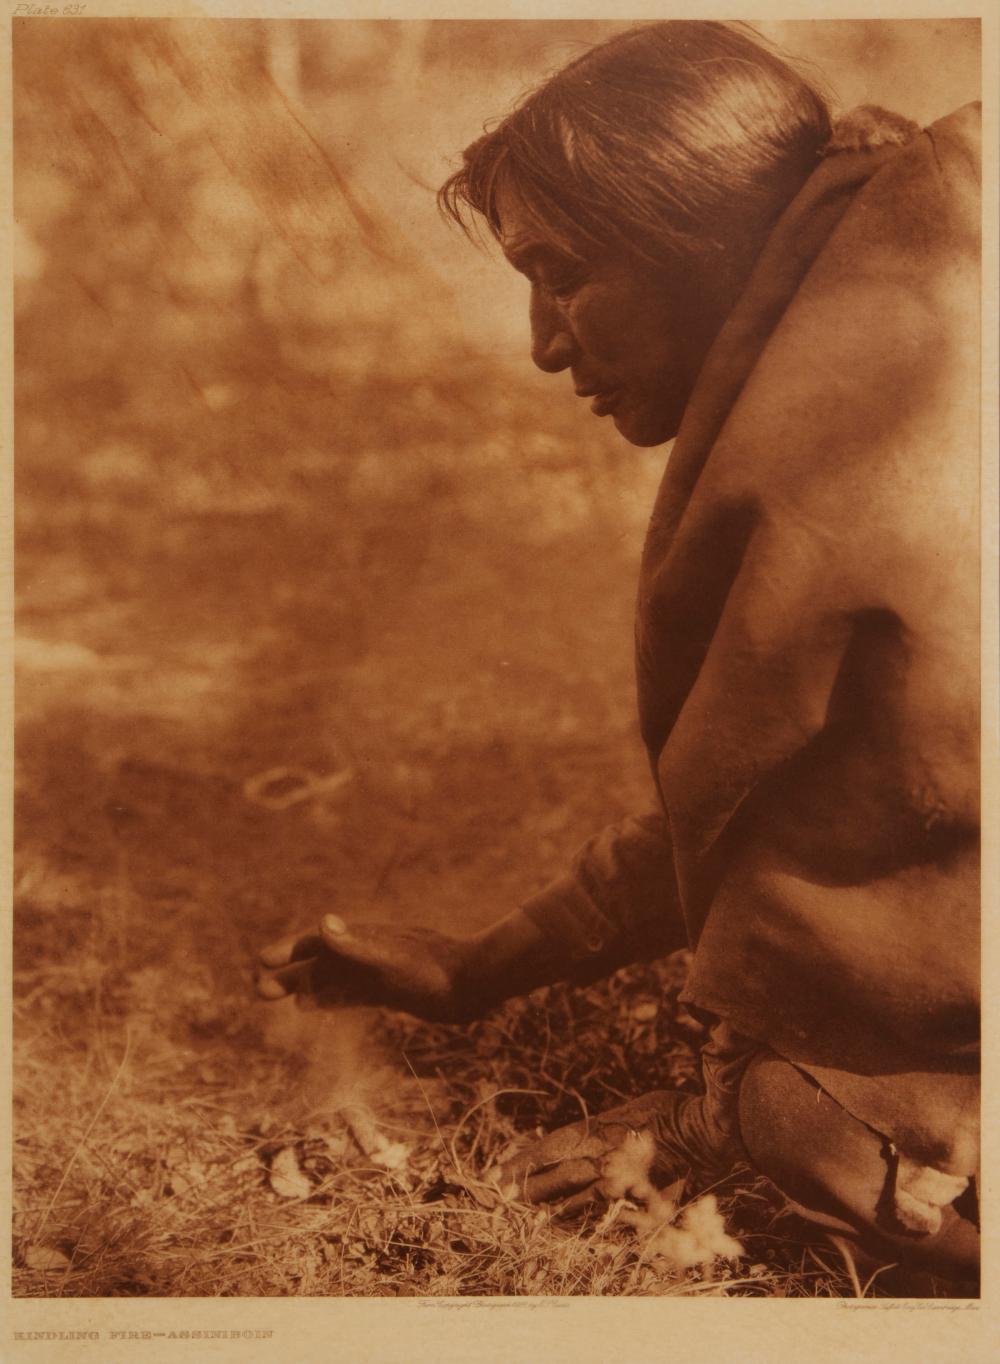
[257, 946, 364, 1006]
[501, 1122, 605, 1182]
[555, 1184, 610, 1221]
[256, 973, 292, 1000]
[257, 937, 296, 969]
[255, 957, 317, 1000]
[320, 914, 348, 941]
[494, 1121, 609, 1201]
[258, 917, 450, 1012]
[258, 932, 324, 969]
[521, 1157, 603, 1205]
[318, 918, 388, 971]
[486, 1095, 695, 1212]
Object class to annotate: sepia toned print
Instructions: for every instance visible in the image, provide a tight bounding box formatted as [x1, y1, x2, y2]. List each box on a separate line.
[13, 18, 981, 1303]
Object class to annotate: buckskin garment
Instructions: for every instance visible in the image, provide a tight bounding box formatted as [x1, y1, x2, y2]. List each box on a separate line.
[522, 104, 981, 1179]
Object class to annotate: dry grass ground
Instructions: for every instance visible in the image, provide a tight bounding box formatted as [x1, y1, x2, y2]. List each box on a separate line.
[15, 943, 875, 1299]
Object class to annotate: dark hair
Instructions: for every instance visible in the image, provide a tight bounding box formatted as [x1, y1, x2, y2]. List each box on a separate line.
[439, 22, 832, 286]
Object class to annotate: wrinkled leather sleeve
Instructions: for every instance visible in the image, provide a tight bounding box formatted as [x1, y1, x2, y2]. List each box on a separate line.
[520, 812, 687, 981]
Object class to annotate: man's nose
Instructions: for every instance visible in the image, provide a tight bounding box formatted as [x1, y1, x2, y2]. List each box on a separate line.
[529, 286, 576, 373]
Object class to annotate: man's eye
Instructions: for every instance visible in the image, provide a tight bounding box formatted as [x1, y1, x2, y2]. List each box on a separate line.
[545, 265, 583, 295]
[537, 262, 587, 299]
[548, 274, 585, 300]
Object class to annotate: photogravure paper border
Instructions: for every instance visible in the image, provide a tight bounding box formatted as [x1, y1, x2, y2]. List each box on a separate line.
[1, 1, 997, 1359]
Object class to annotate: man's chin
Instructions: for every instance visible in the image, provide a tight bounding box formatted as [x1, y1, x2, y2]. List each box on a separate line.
[612, 409, 678, 449]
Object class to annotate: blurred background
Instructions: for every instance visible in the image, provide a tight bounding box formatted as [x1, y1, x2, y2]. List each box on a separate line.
[11, 18, 981, 1296]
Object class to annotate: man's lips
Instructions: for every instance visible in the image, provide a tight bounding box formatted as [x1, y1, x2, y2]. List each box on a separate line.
[575, 385, 621, 416]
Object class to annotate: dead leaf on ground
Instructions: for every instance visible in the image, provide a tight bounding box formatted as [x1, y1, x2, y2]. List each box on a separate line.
[269, 1145, 312, 1199]
[629, 1000, 659, 1022]
[24, 1243, 72, 1271]
[370, 1140, 410, 1171]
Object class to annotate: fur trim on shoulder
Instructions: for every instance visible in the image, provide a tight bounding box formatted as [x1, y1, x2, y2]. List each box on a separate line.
[824, 105, 921, 156]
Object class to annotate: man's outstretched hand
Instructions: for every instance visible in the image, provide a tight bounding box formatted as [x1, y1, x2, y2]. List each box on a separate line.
[257, 907, 566, 1024]
[256, 916, 480, 1022]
